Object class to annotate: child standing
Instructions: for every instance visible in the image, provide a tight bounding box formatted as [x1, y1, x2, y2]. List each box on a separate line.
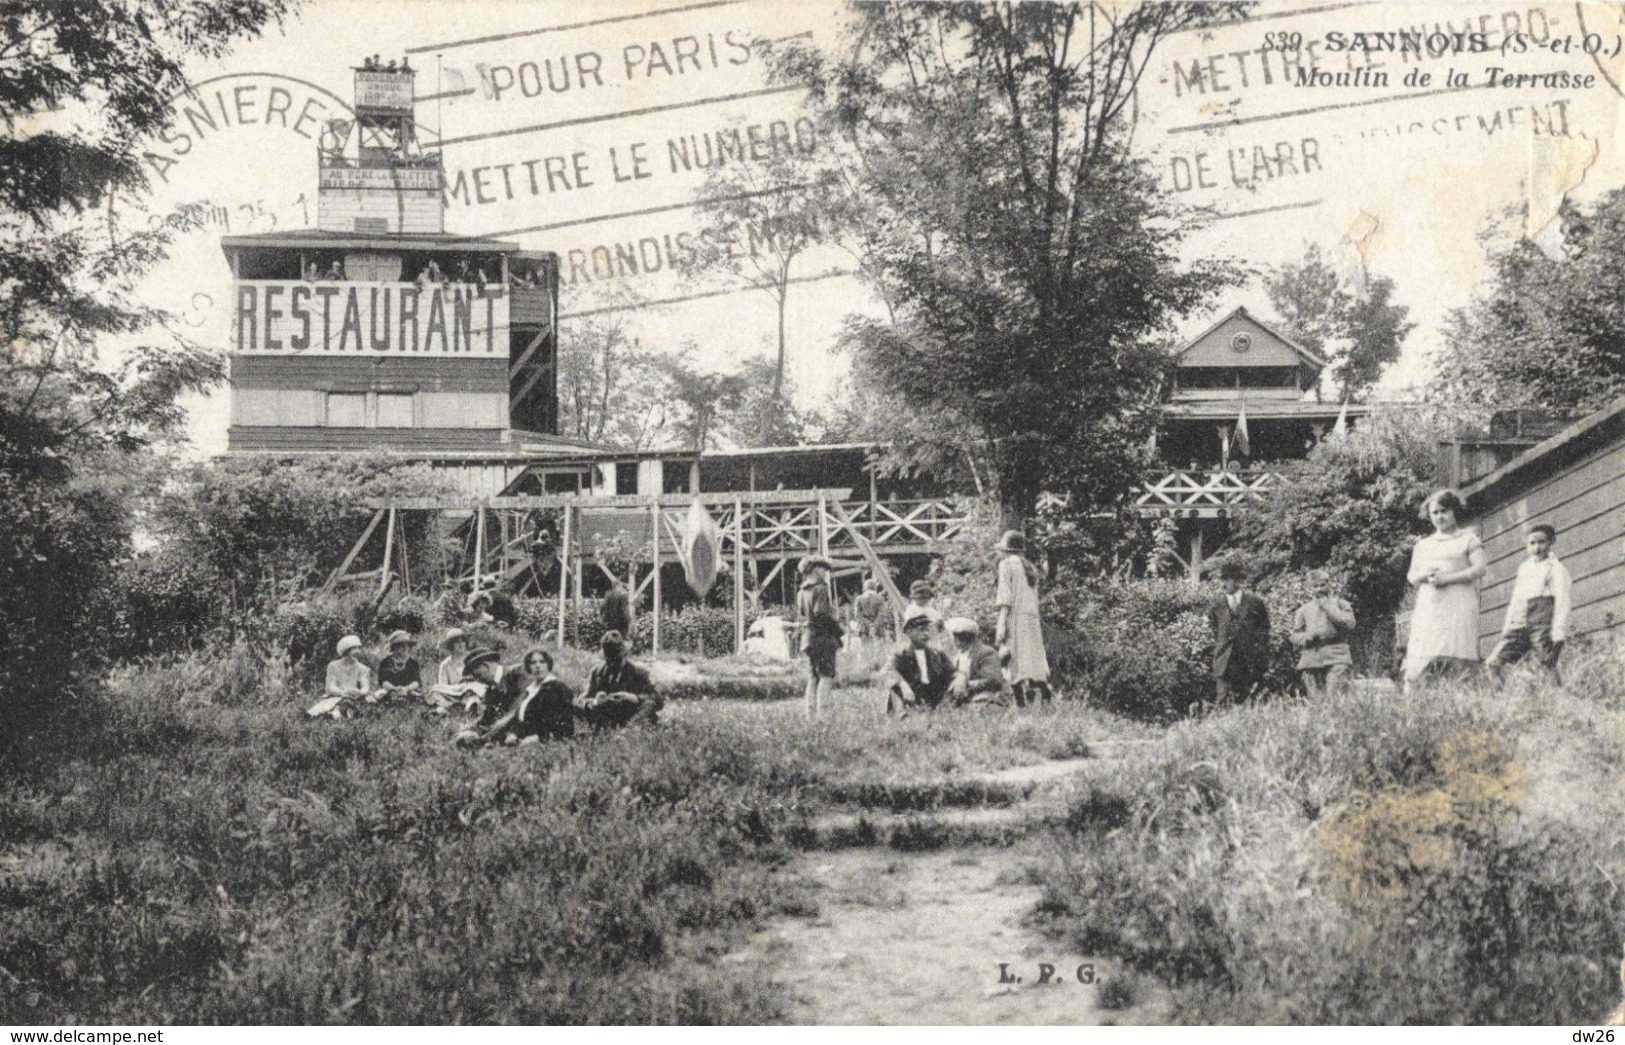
[1486, 524, 1572, 680]
[1289, 570, 1356, 698]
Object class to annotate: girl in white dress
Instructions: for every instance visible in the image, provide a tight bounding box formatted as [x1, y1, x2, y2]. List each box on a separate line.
[1403, 489, 1487, 688]
[995, 530, 1052, 705]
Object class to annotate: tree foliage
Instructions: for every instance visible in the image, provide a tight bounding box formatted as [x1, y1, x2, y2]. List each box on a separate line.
[1265, 244, 1413, 402]
[1433, 190, 1625, 418]
[1226, 408, 1448, 632]
[146, 455, 456, 631]
[0, 0, 288, 728]
[769, 2, 1243, 524]
[556, 316, 670, 450]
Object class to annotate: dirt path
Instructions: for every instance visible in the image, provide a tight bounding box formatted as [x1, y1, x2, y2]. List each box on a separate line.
[728, 844, 1165, 1025]
[717, 751, 1169, 1024]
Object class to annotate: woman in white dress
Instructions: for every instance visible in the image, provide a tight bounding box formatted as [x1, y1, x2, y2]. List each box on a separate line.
[995, 530, 1052, 705]
[1403, 489, 1488, 688]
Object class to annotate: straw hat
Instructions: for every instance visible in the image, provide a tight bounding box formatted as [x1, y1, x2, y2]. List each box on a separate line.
[385, 630, 414, 649]
[441, 628, 467, 649]
[336, 635, 362, 656]
[995, 530, 1027, 554]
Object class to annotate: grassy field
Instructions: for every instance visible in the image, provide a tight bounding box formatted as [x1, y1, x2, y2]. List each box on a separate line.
[0, 645, 1137, 1025]
[1029, 637, 1625, 1024]
[4, 637, 1622, 1025]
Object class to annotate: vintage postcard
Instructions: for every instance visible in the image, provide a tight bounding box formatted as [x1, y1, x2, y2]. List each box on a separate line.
[4, 0, 1624, 1032]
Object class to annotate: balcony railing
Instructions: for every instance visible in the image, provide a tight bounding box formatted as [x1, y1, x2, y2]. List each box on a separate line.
[1135, 468, 1281, 517]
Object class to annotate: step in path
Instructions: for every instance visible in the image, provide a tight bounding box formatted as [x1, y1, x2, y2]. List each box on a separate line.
[722, 749, 1173, 1024]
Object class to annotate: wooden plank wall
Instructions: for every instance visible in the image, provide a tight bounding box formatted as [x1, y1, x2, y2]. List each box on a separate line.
[1474, 433, 1625, 653]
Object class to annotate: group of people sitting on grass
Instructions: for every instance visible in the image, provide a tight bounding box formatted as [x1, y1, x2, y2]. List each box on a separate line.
[796, 529, 1055, 718]
[306, 627, 663, 746]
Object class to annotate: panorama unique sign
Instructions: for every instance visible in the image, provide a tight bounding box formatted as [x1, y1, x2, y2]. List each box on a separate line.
[318, 166, 440, 191]
[232, 280, 507, 355]
[355, 70, 413, 110]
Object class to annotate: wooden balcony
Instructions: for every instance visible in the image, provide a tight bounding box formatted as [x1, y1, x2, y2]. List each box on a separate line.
[1134, 468, 1281, 517]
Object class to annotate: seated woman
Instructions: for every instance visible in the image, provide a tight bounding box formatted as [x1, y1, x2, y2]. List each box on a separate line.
[374, 630, 422, 703]
[575, 631, 664, 730]
[307, 634, 372, 719]
[426, 628, 475, 712]
[463, 648, 575, 746]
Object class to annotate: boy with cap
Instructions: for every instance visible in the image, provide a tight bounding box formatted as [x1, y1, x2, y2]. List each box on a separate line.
[375, 631, 423, 703]
[576, 630, 665, 730]
[906, 579, 945, 642]
[883, 606, 955, 715]
[946, 617, 1011, 707]
[1486, 523, 1573, 680]
[797, 555, 843, 716]
[1289, 570, 1356, 698]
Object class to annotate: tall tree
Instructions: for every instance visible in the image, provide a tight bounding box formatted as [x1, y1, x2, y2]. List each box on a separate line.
[687, 145, 836, 400]
[0, 0, 289, 727]
[1265, 244, 1413, 402]
[556, 316, 670, 450]
[1434, 191, 1625, 418]
[773, 2, 1243, 525]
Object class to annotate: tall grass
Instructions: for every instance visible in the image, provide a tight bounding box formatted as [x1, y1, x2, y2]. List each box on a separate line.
[1033, 636, 1625, 1024]
[0, 643, 1131, 1024]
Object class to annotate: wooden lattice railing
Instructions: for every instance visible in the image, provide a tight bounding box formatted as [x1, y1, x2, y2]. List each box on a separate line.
[1134, 469, 1282, 515]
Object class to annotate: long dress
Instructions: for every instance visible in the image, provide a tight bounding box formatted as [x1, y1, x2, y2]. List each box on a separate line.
[997, 554, 1050, 683]
[1403, 529, 1484, 681]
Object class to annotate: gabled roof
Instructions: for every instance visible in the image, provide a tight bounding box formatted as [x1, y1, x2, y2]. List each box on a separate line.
[1176, 306, 1329, 370]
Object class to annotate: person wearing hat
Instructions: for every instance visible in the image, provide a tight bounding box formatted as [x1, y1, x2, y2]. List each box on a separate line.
[945, 617, 1011, 707]
[453, 648, 510, 746]
[906, 579, 945, 641]
[308, 634, 373, 719]
[436, 629, 470, 688]
[466, 591, 496, 627]
[796, 555, 843, 716]
[882, 605, 955, 715]
[575, 630, 664, 730]
[995, 530, 1052, 705]
[459, 647, 575, 747]
[852, 577, 889, 647]
[426, 628, 483, 713]
[324, 634, 372, 702]
[1209, 559, 1269, 703]
[375, 630, 423, 703]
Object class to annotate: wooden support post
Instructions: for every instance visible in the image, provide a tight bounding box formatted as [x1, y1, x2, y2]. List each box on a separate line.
[733, 498, 745, 653]
[826, 499, 907, 626]
[817, 490, 830, 559]
[1190, 527, 1204, 581]
[499, 511, 510, 583]
[323, 509, 385, 593]
[557, 505, 571, 647]
[473, 508, 486, 595]
[650, 500, 662, 655]
[378, 508, 397, 600]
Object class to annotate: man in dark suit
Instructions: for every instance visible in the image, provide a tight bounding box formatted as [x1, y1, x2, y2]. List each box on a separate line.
[1208, 560, 1270, 702]
[883, 606, 954, 715]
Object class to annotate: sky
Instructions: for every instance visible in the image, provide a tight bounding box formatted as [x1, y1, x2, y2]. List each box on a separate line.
[118, 0, 1625, 455]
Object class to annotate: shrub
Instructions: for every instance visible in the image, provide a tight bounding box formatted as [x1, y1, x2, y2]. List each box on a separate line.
[1045, 575, 1317, 720]
[1035, 651, 1625, 1023]
[265, 592, 375, 680]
